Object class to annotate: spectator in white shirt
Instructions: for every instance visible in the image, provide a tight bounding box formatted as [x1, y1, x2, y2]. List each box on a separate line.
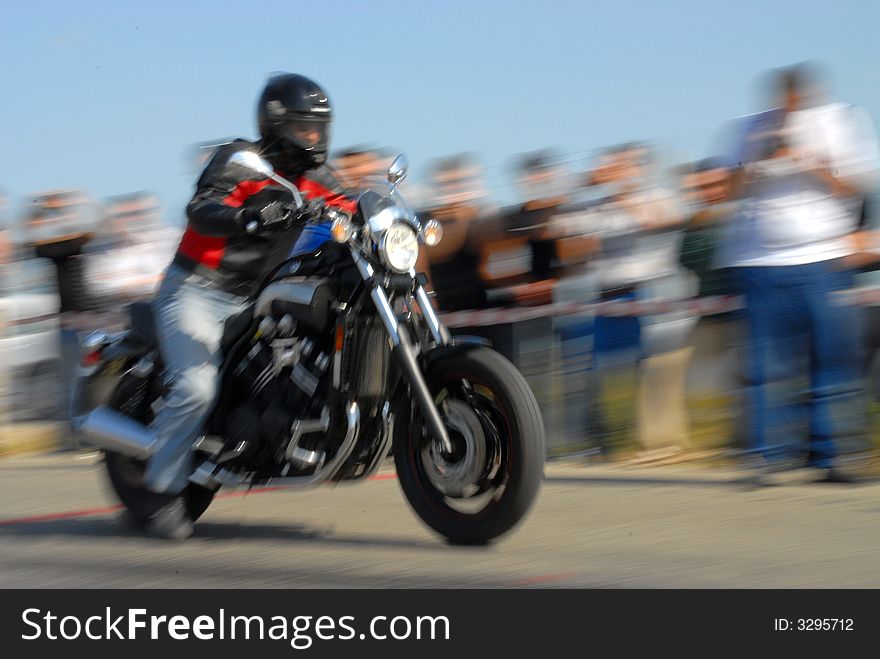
[726, 63, 880, 483]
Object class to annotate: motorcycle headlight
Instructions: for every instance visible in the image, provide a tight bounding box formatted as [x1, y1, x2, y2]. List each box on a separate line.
[379, 223, 419, 273]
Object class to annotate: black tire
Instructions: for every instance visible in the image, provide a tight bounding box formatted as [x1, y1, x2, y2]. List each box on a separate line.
[103, 371, 215, 525]
[393, 347, 545, 544]
[105, 452, 215, 526]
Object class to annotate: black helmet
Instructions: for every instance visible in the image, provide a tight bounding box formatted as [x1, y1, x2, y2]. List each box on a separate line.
[257, 73, 332, 171]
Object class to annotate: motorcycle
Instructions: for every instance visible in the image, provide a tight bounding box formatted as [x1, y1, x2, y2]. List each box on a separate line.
[78, 152, 545, 544]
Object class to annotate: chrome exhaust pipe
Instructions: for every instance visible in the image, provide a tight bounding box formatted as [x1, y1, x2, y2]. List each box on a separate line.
[80, 406, 158, 460]
[269, 400, 360, 488]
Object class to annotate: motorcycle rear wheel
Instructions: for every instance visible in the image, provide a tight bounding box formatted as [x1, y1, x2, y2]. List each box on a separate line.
[103, 370, 215, 527]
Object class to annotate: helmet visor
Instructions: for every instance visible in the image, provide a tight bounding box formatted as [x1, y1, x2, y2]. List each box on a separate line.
[278, 117, 330, 152]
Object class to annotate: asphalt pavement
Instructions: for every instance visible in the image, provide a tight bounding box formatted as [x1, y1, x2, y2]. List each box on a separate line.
[1, 451, 879, 588]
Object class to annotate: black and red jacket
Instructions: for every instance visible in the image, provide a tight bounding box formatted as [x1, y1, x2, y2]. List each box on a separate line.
[173, 139, 357, 297]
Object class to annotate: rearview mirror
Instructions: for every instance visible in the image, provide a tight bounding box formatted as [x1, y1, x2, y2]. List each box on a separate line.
[228, 151, 274, 178]
[387, 154, 409, 186]
[227, 151, 304, 209]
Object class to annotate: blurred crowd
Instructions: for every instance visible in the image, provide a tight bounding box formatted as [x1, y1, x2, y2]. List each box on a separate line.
[2, 61, 880, 477]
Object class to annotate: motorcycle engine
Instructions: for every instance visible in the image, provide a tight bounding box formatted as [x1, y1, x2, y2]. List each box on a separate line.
[224, 315, 330, 467]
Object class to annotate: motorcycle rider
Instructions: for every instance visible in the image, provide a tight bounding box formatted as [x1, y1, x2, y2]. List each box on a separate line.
[142, 73, 356, 540]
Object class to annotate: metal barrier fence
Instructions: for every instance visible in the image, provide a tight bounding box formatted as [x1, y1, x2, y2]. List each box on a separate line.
[441, 288, 880, 458]
[440, 296, 744, 457]
[5, 290, 879, 455]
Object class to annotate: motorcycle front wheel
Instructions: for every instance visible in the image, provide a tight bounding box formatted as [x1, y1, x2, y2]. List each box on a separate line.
[394, 347, 545, 544]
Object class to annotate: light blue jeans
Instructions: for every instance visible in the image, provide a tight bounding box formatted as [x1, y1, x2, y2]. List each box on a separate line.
[144, 264, 249, 494]
[738, 263, 865, 467]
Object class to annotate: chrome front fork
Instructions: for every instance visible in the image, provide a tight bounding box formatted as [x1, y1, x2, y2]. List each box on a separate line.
[351, 249, 453, 454]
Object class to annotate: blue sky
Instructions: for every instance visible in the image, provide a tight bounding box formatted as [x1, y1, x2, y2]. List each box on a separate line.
[2, 0, 879, 223]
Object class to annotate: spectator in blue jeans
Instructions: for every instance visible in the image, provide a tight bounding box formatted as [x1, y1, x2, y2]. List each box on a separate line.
[27, 191, 98, 440]
[722, 63, 880, 482]
[579, 144, 684, 453]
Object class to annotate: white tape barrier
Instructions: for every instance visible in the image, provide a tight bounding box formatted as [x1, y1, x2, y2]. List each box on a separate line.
[10, 287, 880, 333]
[438, 295, 742, 328]
[438, 287, 880, 328]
